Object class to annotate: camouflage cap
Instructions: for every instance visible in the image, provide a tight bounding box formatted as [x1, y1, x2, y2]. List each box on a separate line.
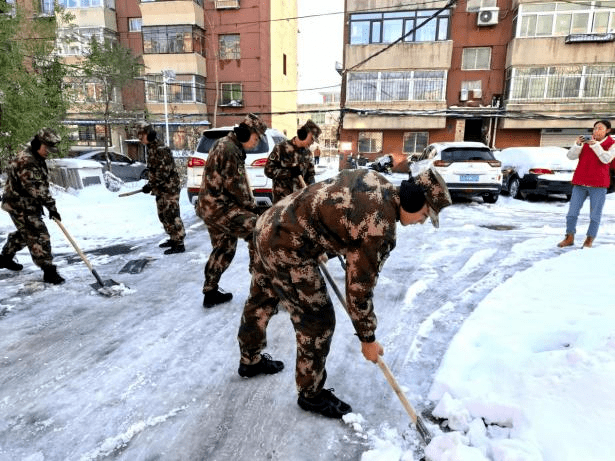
[301, 119, 321, 142]
[135, 120, 153, 136]
[413, 167, 452, 228]
[36, 128, 61, 154]
[241, 113, 267, 137]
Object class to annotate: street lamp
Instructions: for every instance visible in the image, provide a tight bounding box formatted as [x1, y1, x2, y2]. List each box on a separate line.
[162, 69, 176, 146]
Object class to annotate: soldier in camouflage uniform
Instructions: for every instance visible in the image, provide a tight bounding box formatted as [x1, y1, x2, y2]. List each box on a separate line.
[0, 129, 65, 284]
[236, 167, 452, 418]
[196, 113, 268, 308]
[136, 122, 186, 255]
[264, 119, 321, 203]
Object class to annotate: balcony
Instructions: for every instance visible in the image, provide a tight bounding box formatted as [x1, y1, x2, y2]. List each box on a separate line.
[140, 0, 204, 28]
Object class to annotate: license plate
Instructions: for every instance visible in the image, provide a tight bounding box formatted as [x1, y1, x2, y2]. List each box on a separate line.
[460, 174, 479, 182]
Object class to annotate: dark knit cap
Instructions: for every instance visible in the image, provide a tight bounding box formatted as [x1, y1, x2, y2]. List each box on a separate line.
[399, 179, 426, 213]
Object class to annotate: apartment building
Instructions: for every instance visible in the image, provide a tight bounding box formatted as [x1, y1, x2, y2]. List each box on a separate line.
[297, 91, 341, 157]
[35, 0, 296, 153]
[340, 0, 615, 164]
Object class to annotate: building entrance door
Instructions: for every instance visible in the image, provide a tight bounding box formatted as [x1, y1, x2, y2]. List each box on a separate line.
[464, 118, 484, 143]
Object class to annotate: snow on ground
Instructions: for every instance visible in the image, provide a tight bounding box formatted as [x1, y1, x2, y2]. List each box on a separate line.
[1, 168, 615, 461]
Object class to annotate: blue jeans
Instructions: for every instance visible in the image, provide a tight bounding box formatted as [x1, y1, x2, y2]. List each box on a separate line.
[566, 185, 606, 238]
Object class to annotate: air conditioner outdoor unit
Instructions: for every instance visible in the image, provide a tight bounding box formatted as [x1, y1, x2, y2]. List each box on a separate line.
[477, 7, 499, 26]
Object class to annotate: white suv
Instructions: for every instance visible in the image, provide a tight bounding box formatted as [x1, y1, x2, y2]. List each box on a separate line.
[411, 142, 502, 203]
[186, 127, 287, 208]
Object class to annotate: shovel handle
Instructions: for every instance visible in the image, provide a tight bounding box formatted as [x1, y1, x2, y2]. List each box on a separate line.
[317, 260, 432, 444]
[118, 189, 143, 197]
[53, 218, 104, 287]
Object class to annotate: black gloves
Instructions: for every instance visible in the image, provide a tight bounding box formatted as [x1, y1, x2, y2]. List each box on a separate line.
[48, 209, 61, 222]
[142, 184, 152, 194]
[289, 166, 302, 178]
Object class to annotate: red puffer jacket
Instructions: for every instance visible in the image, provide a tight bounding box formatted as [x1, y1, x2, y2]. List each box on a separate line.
[572, 136, 615, 188]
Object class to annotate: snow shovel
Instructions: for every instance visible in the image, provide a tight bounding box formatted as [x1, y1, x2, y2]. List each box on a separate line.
[318, 261, 433, 445]
[52, 218, 123, 292]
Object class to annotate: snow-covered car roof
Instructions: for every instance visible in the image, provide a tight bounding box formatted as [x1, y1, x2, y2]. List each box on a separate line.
[430, 141, 491, 151]
[46, 158, 103, 169]
[495, 146, 578, 178]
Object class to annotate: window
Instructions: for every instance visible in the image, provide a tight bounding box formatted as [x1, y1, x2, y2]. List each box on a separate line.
[58, 0, 115, 8]
[349, 9, 450, 44]
[128, 18, 142, 32]
[347, 70, 446, 102]
[516, 2, 615, 37]
[145, 74, 206, 104]
[461, 47, 491, 70]
[358, 132, 383, 153]
[220, 83, 243, 106]
[143, 25, 205, 56]
[219, 34, 240, 59]
[403, 132, 428, 154]
[56, 27, 118, 56]
[41, 0, 54, 15]
[507, 65, 615, 101]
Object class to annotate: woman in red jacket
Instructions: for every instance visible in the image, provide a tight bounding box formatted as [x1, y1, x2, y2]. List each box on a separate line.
[558, 120, 614, 248]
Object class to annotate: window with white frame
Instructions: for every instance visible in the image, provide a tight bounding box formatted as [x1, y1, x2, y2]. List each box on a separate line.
[516, 2, 615, 37]
[358, 132, 383, 153]
[219, 34, 240, 59]
[143, 25, 205, 56]
[507, 65, 615, 101]
[403, 132, 429, 154]
[220, 83, 243, 106]
[347, 70, 447, 102]
[461, 47, 491, 70]
[145, 74, 206, 104]
[58, 0, 116, 8]
[128, 18, 142, 32]
[56, 28, 118, 56]
[40, 0, 54, 15]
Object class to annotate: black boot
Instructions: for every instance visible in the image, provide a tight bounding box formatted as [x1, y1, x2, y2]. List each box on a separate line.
[238, 353, 284, 378]
[163, 243, 185, 255]
[158, 239, 173, 248]
[0, 254, 23, 271]
[202, 289, 232, 308]
[298, 388, 352, 419]
[42, 265, 65, 285]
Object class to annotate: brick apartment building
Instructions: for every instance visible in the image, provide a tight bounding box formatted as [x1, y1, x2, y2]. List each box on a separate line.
[339, 0, 615, 166]
[25, 0, 298, 154]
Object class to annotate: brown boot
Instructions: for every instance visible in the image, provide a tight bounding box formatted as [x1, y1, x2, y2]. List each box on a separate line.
[582, 236, 594, 248]
[557, 234, 574, 248]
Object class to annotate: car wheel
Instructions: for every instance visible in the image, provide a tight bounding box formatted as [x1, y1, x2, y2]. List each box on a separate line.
[508, 177, 522, 199]
[483, 193, 498, 204]
[565, 194, 572, 202]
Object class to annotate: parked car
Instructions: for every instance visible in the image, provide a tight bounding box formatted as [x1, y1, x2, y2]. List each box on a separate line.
[411, 142, 502, 203]
[75, 150, 148, 182]
[495, 146, 578, 200]
[186, 126, 287, 208]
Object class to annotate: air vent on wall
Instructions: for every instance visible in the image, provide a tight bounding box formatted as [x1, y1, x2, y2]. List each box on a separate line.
[477, 7, 499, 26]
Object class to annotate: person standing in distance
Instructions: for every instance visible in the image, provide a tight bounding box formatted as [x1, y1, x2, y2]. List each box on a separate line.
[136, 121, 186, 255]
[236, 167, 452, 419]
[264, 120, 321, 203]
[0, 128, 65, 284]
[557, 120, 614, 249]
[196, 113, 267, 308]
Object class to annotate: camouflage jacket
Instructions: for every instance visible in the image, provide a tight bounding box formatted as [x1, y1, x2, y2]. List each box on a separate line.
[146, 141, 180, 195]
[258, 169, 399, 342]
[196, 132, 256, 223]
[264, 138, 315, 203]
[1, 146, 57, 216]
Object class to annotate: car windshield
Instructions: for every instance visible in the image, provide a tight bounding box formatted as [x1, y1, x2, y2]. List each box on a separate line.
[196, 130, 270, 155]
[442, 148, 495, 162]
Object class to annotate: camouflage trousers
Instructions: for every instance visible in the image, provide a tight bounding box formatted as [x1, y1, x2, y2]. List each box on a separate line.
[2, 210, 53, 268]
[237, 245, 335, 397]
[203, 206, 257, 293]
[155, 191, 185, 244]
